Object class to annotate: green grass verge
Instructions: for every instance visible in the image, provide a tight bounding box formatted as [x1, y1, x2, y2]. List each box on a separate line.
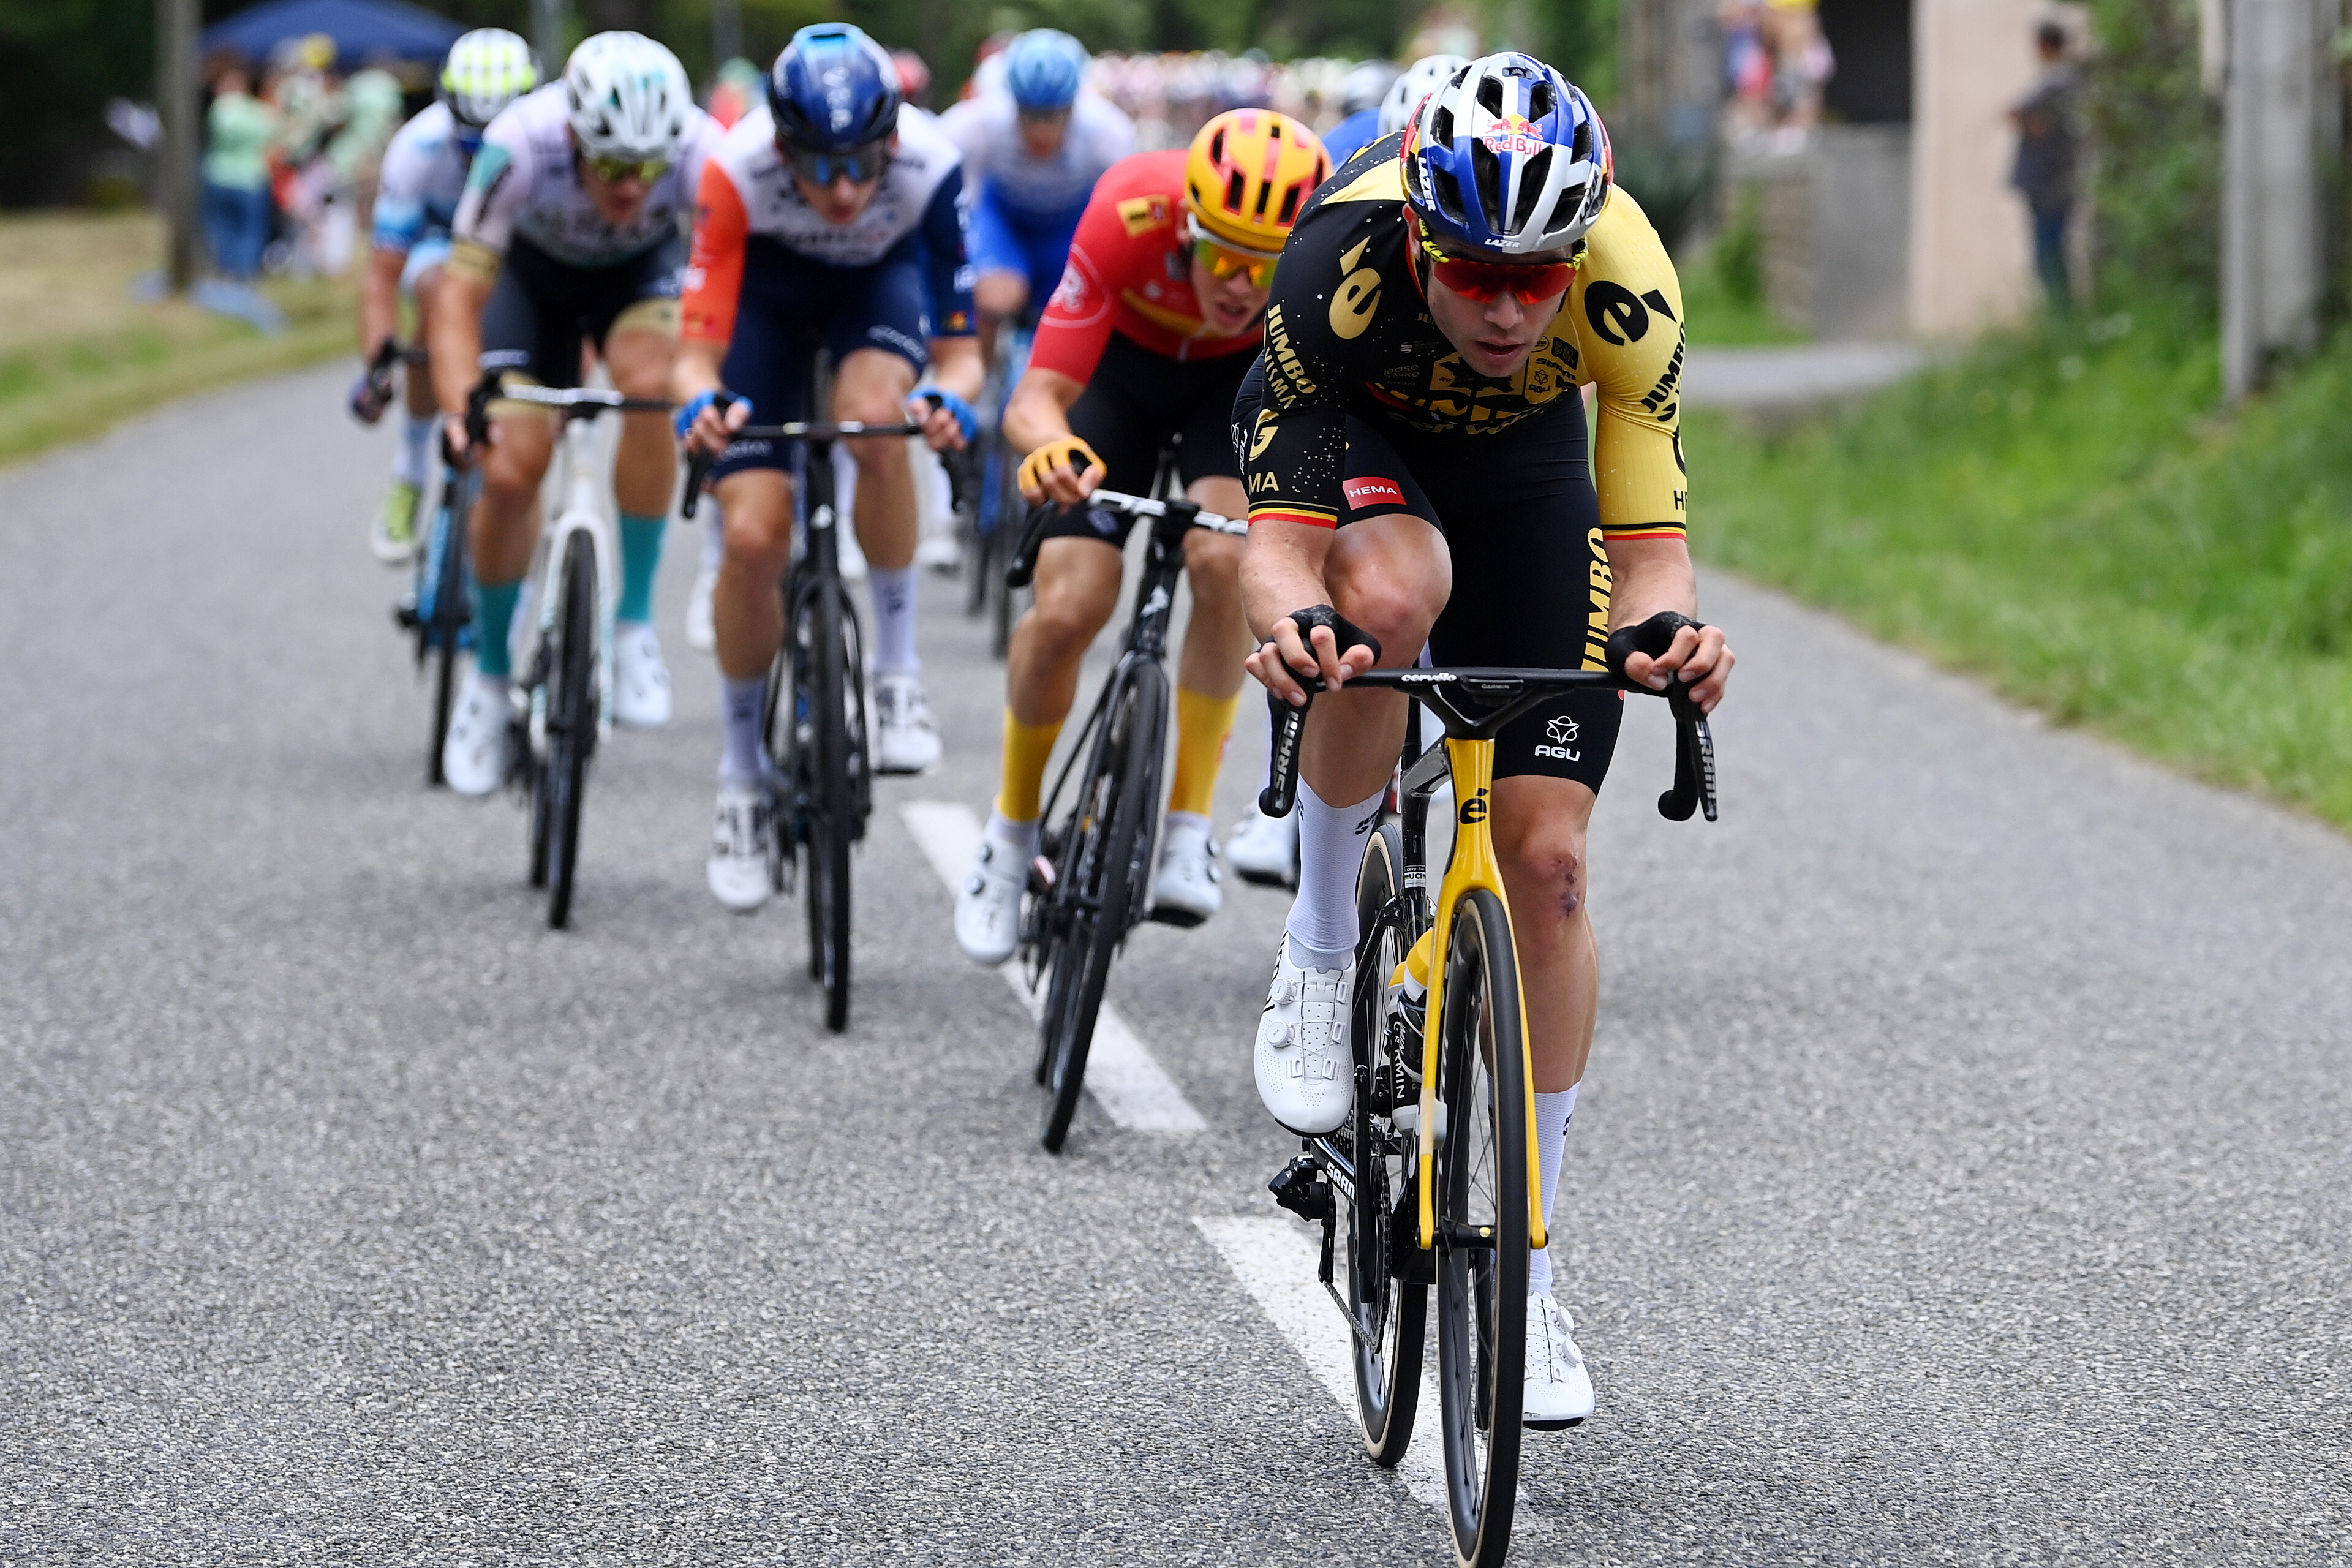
[0, 277, 352, 470]
[1691, 311, 2352, 830]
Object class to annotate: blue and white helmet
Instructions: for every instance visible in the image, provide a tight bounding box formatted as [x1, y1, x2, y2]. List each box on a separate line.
[1402, 53, 1612, 257]
[768, 23, 901, 152]
[1003, 29, 1088, 113]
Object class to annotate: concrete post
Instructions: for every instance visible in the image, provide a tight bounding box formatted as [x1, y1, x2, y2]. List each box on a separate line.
[533, 0, 569, 78]
[2222, 0, 2340, 400]
[157, 0, 201, 290]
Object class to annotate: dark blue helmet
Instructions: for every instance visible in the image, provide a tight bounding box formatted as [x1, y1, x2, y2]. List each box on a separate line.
[768, 23, 900, 152]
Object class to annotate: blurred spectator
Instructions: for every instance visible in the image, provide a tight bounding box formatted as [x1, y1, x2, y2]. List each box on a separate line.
[1721, 0, 1834, 150]
[707, 56, 763, 129]
[2010, 21, 2080, 307]
[894, 48, 935, 111]
[264, 34, 350, 277]
[201, 52, 277, 281]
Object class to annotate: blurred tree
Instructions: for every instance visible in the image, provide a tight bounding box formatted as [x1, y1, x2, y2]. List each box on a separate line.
[2084, 0, 2219, 314]
[0, 0, 156, 205]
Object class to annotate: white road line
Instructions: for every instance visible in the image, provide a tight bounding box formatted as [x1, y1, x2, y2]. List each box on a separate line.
[1193, 1214, 1449, 1511]
[900, 801, 1208, 1134]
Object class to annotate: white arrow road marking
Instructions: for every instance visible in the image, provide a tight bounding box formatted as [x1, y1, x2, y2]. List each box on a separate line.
[1193, 1214, 1449, 1511]
[901, 801, 1207, 1134]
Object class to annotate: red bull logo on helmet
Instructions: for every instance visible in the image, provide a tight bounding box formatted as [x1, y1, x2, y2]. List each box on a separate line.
[1481, 114, 1544, 158]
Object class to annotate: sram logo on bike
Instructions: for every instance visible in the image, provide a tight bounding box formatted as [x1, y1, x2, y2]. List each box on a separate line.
[1342, 477, 1406, 510]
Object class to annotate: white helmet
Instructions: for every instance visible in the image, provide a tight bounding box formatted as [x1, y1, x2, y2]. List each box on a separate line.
[440, 29, 539, 131]
[563, 31, 692, 162]
[1379, 53, 1470, 138]
[1340, 59, 1401, 118]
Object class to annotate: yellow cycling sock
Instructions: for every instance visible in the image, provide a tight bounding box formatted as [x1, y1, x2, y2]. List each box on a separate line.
[1167, 686, 1242, 820]
[995, 711, 1065, 823]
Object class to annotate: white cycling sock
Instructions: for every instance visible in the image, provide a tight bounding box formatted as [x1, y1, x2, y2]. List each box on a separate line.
[869, 565, 919, 676]
[700, 506, 724, 573]
[394, 413, 434, 486]
[719, 673, 768, 786]
[1528, 1083, 1581, 1299]
[1284, 777, 1384, 960]
[983, 806, 1041, 860]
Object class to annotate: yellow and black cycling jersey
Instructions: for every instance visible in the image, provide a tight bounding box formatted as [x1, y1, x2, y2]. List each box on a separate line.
[1242, 133, 1687, 542]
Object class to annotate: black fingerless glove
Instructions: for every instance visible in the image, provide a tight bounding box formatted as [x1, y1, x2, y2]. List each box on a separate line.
[1605, 610, 1706, 684]
[1281, 605, 1384, 676]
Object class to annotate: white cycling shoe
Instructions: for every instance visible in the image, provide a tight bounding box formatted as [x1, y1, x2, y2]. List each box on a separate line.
[873, 674, 942, 774]
[707, 780, 775, 913]
[613, 622, 673, 729]
[1227, 804, 1300, 888]
[1524, 1292, 1596, 1429]
[954, 835, 1027, 965]
[369, 477, 421, 566]
[685, 560, 718, 652]
[1253, 931, 1354, 1136]
[1149, 815, 1222, 925]
[441, 672, 513, 797]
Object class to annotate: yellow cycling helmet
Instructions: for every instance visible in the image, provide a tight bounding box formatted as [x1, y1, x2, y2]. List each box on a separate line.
[1184, 108, 1330, 254]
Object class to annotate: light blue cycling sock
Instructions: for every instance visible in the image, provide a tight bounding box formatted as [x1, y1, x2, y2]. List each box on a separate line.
[617, 512, 665, 625]
[473, 578, 522, 679]
[395, 413, 434, 486]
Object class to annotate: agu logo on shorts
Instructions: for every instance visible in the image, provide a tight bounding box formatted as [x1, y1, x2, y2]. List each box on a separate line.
[1534, 714, 1581, 762]
[1342, 477, 1406, 511]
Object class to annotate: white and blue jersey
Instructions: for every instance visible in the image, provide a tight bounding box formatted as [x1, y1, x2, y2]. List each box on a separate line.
[937, 90, 1134, 305]
[372, 101, 472, 290]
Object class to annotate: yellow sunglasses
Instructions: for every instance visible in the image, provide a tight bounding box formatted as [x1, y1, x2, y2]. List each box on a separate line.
[586, 154, 670, 184]
[1185, 216, 1281, 288]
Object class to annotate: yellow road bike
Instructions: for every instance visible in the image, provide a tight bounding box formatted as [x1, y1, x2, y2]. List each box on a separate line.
[1262, 666, 1715, 1568]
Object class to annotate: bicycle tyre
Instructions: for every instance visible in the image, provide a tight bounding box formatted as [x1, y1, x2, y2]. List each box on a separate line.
[421, 478, 470, 788]
[801, 579, 855, 1032]
[542, 529, 597, 930]
[1039, 660, 1165, 1152]
[1348, 817, 1428, 1466]
[1433, 886, 1530, 1568]
[988, 447, 1025, 660]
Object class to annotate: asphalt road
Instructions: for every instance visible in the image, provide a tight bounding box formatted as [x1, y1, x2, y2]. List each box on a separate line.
[6, 366, 2351, 1565]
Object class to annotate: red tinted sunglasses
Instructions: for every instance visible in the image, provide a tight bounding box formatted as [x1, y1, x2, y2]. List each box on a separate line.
[1425, 249, 1577, 305]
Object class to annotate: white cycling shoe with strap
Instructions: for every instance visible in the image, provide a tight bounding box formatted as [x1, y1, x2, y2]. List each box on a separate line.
[1523, 1292, 1596, 1429]
[1253, 931, 1354, 1136]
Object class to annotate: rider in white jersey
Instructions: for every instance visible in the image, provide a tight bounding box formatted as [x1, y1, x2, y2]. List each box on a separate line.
[431, 33, 721, 796]
[352, 29, 538, 565]
[935, 29, 1132, 357]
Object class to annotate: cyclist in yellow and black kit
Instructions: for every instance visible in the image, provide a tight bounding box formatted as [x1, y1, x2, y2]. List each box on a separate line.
[1235, 53, 1735, 1431]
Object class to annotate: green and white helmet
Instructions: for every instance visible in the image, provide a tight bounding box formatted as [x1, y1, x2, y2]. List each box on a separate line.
[440, 28, 540, 131]
[564, 31, 693, 162]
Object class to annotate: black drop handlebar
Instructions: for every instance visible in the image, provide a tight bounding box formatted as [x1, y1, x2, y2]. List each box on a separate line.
[677, 390, 962, 521]
[1259, 666, 1717, 826]
[1003, 486, 1246, 590]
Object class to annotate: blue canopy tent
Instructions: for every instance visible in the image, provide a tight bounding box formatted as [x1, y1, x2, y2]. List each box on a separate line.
[201, 0, 464, 72]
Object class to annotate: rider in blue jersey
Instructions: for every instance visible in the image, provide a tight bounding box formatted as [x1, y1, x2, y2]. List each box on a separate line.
[936, 29, 1133, 361]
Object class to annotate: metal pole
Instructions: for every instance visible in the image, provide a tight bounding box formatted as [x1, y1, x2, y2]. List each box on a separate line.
[157, 0, 201, 290]
[533, 0, 569, 77]
[712, 0, 744, 67]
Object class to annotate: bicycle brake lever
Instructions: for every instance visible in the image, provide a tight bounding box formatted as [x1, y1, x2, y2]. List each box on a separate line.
[1259, 685, 1313, 818]
[1657, 682, 1717, 823]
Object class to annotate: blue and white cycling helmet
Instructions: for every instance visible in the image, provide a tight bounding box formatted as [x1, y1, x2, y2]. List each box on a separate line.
[768, 23, 901, 151]
[1402, 53, 1612, 257]
[1003, 29, 1088, 113]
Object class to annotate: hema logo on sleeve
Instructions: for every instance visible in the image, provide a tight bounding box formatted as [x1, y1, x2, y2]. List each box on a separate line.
[1534, 714, 1580, 761]
[1341, 477, 1406, 511]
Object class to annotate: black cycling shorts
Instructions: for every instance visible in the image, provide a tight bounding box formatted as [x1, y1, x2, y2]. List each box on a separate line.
[478, 234, 685, 390]
[1038, 331, 1253, 549]
[1234, 356, 1622, 793]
